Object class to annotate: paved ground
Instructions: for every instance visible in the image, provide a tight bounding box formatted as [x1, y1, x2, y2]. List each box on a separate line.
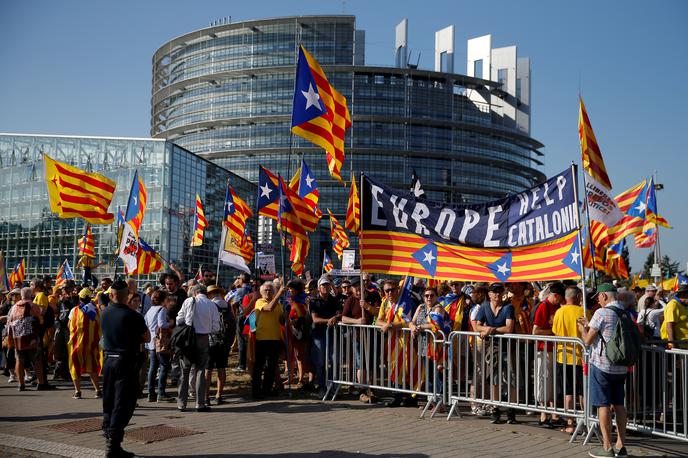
[1, 377, 687, 458]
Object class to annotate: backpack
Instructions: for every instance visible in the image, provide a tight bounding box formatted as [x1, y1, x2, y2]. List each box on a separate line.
[9, 303, 39, 351]
[602, 307, 642, 366]
[170, 299, 197, 361]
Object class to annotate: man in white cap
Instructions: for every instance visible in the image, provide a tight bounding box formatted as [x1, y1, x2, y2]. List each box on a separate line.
[309, 277, 341, 395]
[637, 284, 658, 313]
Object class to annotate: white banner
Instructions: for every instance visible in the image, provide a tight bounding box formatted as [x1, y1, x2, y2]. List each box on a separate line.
[218, 226, 250, 274]
[584, 171, 623, 227]
[256, 252, 276, 280]
[118, 221, 139, 273]
[342, 250, 355, 272]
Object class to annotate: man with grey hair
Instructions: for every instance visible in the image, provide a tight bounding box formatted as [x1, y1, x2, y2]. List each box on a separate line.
[578, 283, 628, 458]
[176, 283, 221, 412]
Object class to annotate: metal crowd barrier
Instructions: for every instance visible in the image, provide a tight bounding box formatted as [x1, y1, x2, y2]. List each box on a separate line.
[323, 324, 688, 445]
[445, 331, 590, 442]
[623, 344, 688, 442]
[324, 323, 447, 418]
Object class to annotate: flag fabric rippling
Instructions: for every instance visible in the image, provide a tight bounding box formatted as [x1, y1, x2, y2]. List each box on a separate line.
[345, 175, 360, 234]
[78, 225, 96, 258]
[191, 195, 207, 247]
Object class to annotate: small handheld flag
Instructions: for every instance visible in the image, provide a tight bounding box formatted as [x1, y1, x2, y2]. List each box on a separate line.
[124, 170, 147, 235]
[78, 225, 96, 258]
[191, 195, 207, 247]
[322, 251, 334, 273]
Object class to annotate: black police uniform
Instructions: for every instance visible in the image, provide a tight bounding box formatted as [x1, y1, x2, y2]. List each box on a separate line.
[100, 288, 148, 456]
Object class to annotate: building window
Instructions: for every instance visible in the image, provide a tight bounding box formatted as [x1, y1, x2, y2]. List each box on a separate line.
[473, 59, 483, 78]
[374, 75, 384, 84]
[498, 68, 508, 89]
[516, 78, 522, 100]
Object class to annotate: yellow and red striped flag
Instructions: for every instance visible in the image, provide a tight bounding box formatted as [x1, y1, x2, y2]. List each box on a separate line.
[578, 97, 612, 190]
[240, 233, 255, 264]
[44, 154, 116, 225]
[290, 236, 310, 276]
[224, 184, 253, 246]
[54, 260, 75, 289]
[289, 159, 322, 218]
[9, 259, 26, 288]
[345, 174, 360, 234]
[291, 45, 351, 183]
[78, 225, 96, 258]
[190, 195, 207, 247]
[257, 166, 280, 221]
[124, 171, 147, 235]
[129, 239, 165, 275]
[328, 209, 350, 259]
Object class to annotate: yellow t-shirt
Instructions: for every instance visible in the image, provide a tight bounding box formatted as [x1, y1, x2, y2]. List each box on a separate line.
[34, 291, 50, 310]
[376, 298, 405, 325]
[552, 305, 590, 366]
[254, 298, 283, 341]
[660, 299, 688, 343]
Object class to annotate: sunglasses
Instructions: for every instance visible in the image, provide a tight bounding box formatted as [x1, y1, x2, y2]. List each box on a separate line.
[383, 289, 396, 293]
[424, 294, 436, 298]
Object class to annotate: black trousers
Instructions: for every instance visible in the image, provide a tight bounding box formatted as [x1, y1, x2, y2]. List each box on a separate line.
[102, 353, 139, 444]
[252, 340, 281, 396]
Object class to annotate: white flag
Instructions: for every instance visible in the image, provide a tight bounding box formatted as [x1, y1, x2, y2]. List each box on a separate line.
[584, 171, 623, 227]
[118, 220, 139, 273]
[218, 226, 250, 274]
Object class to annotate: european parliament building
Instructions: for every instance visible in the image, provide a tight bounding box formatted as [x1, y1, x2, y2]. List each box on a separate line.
[151, 15, 545, 270]
[0, 134, 255, 285]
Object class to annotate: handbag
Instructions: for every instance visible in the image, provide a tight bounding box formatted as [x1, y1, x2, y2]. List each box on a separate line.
[11, 303, 39, 351]
[170, 299, 196, 361]
[154, 308, 173, 355]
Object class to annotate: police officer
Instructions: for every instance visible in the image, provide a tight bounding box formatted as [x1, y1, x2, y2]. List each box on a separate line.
[100, 280, 149, 458]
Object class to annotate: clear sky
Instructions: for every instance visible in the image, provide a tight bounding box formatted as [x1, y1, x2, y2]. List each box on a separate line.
[1, 0, 686, 273]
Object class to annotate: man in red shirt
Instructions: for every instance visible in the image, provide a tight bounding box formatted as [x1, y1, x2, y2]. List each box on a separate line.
[532, 282, 565, 427]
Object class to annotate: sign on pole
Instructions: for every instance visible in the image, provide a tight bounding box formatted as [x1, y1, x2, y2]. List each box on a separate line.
[342, 249, 355, 272]
[256, 252, 276, 280]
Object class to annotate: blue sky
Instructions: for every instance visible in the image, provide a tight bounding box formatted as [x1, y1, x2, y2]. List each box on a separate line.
[1, 0, 686, 273]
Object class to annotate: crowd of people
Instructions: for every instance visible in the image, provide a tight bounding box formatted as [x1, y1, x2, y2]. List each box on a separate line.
[1, 268, 687, 458]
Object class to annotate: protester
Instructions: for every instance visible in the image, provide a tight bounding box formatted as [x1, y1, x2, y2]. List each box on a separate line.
[176, 284, 220, 412]
[310, 277, 341, 396]
[144, 290, 174, 403]
[533, 282, 565, 428]
[637, 284, 658, 313]
[552, 286, 589, 433]
[230, 273, 252, 373]
[474, 282, 517, 424]
[660, 284, 688, 348]
[101, 280, 149, 458]
[7, 287, 44, 391]
[285, 279, 313, 389]
[206, 284, 234, 404]
[637, 296, 663, 339]
[252, 281, 285, 399]
[577, 283, 629, 458]
[68, 288, 102, 399]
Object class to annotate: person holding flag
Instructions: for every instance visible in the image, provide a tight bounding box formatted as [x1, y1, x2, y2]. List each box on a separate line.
[76, 225, 104, 287]
[68, 288, 102, 399]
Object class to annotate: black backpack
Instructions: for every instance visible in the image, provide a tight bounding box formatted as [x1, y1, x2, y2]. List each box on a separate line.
[170, 299, 196, 361]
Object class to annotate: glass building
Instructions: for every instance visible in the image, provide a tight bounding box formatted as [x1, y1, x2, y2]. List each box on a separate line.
[151, 15, 545, 271]
[0, 133, 256, 286]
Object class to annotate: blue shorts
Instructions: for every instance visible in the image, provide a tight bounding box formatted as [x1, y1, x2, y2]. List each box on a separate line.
[589, 364, 626, 407]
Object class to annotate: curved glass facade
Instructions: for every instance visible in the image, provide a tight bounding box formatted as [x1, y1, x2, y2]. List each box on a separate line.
[152, 15, 545, 271]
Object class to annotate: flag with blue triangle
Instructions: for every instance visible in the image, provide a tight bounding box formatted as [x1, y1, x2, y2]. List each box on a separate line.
[487, 252, 512, 282]
[412, 241, 438, 277]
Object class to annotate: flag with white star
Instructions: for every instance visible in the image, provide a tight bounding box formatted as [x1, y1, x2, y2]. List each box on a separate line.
[563, 234, 583, 274]
[412, 241, 438, 277]
[487, 252, 512, 282]
[410, 169, 425, 198]
[289, 159, 322, 218]
[257, 166, 279, 220]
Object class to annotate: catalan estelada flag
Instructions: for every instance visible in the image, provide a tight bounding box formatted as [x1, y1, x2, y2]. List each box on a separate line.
[225, 183, 253, 244]
[289, 159, 322, 218]
[362, 231, 582, 283]
[290, 236, 309, 276]
[240, 232, 255, 264]
[578, 97, 612, 190]
[322, 251, 334, 273]
[44, 154, 116, 224]
[634, 221, 657, 248]
[9, 259, 26, 288]
[291, 45, 351, 183]
[78, 225, 96, 258]
[328, 209, 350, 259]
[345, 174, 360, 234]
[191, 195, 207, 247]
[277, 176, 307, 239]
[283, 178, 320, 233]
[257, 166, 279, 220]
[130, 238, 165, 275]
[607, 180, 649, 244]
[55, 260, 74, 289]
[645, 177, 670, 228]
[67, 301, 101, 381]
[124, 170, 147, 235]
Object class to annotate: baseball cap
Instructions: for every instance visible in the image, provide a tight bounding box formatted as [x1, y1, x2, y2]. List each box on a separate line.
[646, 284, 658, 292]
[317, 277, 331, 287]
[488, 283, 505, 293]
[594, 283, 617, 297]
[78, 288, 93, 299]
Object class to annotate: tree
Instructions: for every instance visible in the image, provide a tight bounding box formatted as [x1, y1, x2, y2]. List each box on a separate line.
[661, 255, 680, 278]
[643, 252, 655, 278]
[621, 244, 631, 276]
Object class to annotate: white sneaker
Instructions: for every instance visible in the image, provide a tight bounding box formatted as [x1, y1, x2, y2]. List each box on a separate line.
[7, 375, 17, 383]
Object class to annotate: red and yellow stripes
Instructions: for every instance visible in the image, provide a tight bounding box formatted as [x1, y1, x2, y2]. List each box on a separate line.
[240, 233, 255, 264]
[67, 305, 101, 379]
[579, 97, 612, 190]
[44, 154, 116, 224]
[328, 209, 350, 259]
[78, 225, 95, 258]
[361, 230, 580, 282]
[345, 175, 360, 234]
[191, 195, 207, 247]
[289, 236, 309, 276]
[291, 46, 351, 183]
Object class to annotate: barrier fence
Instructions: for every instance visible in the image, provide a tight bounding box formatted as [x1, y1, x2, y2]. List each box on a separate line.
[325, 323, 688, 444]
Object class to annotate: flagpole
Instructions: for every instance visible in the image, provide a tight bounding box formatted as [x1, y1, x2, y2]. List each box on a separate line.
[216, 180, 230, 285]
[189, 200, 197, 279]
[571, 163, 589, 317]
[72, 217, 80, 271]
[359, 172, 366, 323]
[579, 170, 599, 287]
[321, 249, 325, 277]
[652, 171, 663, 284]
